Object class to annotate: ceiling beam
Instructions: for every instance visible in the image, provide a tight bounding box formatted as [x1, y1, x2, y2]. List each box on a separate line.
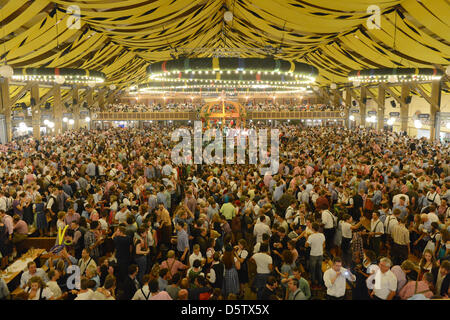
[409, 83, 440, 111]
[35, 87, 55, 109]
[10, 83, 32, 105]
[381, 83, 403, 105]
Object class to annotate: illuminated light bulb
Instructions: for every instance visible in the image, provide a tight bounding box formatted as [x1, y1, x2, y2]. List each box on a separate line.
[0, 64, 14, 78]
[414, 119, 422, 129]
[224, 11, 233, 22]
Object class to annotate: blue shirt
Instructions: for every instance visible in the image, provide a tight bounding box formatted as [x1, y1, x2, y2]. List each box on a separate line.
[158, 277, 168, 291]
[358, 181, 368, 194]
[148, 195, 158, 212]
[393, 204, 408, 219]
[372, 190, 382, 206]
[157, 192, 169, 210]
[177, 229, 189, 253]
[273, 184, 285, 202]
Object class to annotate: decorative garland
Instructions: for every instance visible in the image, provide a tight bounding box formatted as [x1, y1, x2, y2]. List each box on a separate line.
[348, 68, 443, 84]
[12, 68, 106, 84]
[146, 58, 318, 87]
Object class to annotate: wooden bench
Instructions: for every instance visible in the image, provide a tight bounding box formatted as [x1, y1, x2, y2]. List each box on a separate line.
[20, 237, 56, 251]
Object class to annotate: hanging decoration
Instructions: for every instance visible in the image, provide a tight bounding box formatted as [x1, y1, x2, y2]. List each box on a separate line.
[11, 68, 106, 85]
[348, 68, 443, 84]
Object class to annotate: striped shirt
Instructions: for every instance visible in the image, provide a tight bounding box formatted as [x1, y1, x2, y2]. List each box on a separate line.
[391, 224, 410, 245]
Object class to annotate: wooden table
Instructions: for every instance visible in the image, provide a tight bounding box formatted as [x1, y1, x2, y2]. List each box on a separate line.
[0, 249, 45, 289]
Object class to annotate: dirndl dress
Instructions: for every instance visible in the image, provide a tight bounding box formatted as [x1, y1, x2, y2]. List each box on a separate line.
[223, 266, 240, 296]
[35, 203, 47, 231]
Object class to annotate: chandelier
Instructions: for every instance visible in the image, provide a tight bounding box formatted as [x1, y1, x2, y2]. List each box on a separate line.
[348, 68, 443, 84]
[145, 58, 317, 94]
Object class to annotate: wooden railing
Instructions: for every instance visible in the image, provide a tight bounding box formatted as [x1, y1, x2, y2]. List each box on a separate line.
[248, 110, 345, 120]
[93, 111, 196, 121]
[93, 110, 346, 121]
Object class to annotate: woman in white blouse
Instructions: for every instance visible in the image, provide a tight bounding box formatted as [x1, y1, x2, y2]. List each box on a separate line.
[25, 276, 54, 300]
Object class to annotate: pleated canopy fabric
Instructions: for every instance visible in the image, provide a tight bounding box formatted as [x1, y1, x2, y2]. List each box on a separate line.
[0, 0, 449, 98]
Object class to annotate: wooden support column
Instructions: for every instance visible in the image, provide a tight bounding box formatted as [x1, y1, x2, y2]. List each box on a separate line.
[87, 88, 93, 130]
[30, 83, 41, 140]
[107, 90, 115, 105]
[98, 88, 105, 111]
[333, 89, 340, 107]
[430, 80, 442, 141]
[377, 85, 385, 131]
[53, 84, 62, 135]
[345, 87, 352, 128]
[360, 86, 367, 127]
[0, 77, 12, 142]
[73, 86, 80, 130]
[400, 84, 410, 133]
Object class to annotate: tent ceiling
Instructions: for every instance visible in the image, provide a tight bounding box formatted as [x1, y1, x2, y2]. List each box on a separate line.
[0, 0, 448, 89]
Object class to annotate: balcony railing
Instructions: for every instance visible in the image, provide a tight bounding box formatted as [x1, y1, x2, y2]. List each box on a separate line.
[93, 112, 196, 121]
[248, 111, 345, 119]
[93, 110, 346, 121]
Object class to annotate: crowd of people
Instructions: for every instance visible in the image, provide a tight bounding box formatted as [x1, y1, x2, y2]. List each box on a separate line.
[0, 122, 449, 300]
[96, 103, 199, 113]
[246, 103, 344, 112]
[93, 103, 344, 113]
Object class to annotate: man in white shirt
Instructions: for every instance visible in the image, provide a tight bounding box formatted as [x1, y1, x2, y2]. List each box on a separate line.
[0, 190, 7, 212]
[78, 248, 97, 277]
[20, 262, 48, 289]
[253, 216, 271, 243]
[427, 209, 440, 223]
[426, 186, 441, 206]
[392, 193, 410, 206]
[188, 244, 203, 267]
[46, 269, 63, 299]
[75, 278, 94, 300]
[368, 257, 397, 300]
[115, 205, 130, 224]
[306, 222, 325, 288]
[321, 208, 336, 254]
[384, 209, 399, 236]
[250, 243, 273, 293]
[132, 275, 151, 300]
[369, 211, 384, 256]
[284, 201, 297, 225]
[323, 257, 356, 299]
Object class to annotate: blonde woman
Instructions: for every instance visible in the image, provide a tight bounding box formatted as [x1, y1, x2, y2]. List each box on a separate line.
[24, 276, 54, 300]
[56, 211, 66, 230]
